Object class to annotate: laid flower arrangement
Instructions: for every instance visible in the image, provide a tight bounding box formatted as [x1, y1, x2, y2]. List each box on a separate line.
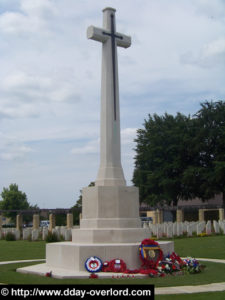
[84, 239, 205, 278]
[183, 257, 205, 274]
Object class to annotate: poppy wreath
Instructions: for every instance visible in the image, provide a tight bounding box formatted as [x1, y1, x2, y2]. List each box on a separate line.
[102, 259, 127, 273]
[139, 239, 163, 270]
[169, 252, 185, 266]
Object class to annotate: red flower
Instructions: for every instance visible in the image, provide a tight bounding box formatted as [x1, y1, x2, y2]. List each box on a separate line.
[89, 273, 98, 279]
[45, 271, 52, 277]
[102, 259, 127, 273]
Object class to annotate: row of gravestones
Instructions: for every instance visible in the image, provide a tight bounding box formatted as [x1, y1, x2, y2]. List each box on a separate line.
[0, 226, 75, 241]
[142, 220, 225, 238]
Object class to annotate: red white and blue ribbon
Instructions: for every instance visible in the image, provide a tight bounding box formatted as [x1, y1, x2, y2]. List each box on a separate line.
[85, 256, 103, 273]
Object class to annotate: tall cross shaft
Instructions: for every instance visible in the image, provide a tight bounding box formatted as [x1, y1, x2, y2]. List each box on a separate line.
[102, 13, 123, 121]
[87, 7, 131, 186]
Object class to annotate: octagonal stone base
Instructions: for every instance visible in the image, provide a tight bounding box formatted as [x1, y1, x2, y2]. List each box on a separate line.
[17, 240, 174, 278]
[17, 185, 174, 278]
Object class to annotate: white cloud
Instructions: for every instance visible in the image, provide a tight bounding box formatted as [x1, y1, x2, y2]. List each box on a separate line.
[0, 145, 32, 161]
[71, 139, 99, 155]
[0, 132, 33, 161]
[202, 38, 225, 58]
[121, 128, 137, 145]
[181, 38, 225, 68]
[21, 0, 57, 17]
[70, 128, 137, 155]
[0, 70, 81, 119]
[0, 0, 56, 35]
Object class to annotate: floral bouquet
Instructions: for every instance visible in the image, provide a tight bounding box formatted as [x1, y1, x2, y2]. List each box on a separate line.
[183, 257, 205, 274]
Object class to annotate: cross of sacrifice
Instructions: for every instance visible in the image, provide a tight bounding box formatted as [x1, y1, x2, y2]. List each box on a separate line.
[87, 7, 131, 186]
[87, 7, 131, 121]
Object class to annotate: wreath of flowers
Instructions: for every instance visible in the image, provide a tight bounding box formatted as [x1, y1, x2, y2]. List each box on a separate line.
[139, 239, 163, 270]
[84, 240, 205, 278]
[102, 259, 127, 273]
[85, 256, 103, 273]
[183, 257, 203, 274]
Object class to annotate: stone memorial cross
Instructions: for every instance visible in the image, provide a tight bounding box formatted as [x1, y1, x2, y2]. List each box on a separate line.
[87, 7, 131, 186]
[16, 7, 174, 277]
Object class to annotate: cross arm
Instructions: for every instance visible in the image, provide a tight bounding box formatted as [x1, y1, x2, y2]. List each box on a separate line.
[87, 25, 131, 48]
[116, 33, 131, 49]
[87, 26, 108, 43]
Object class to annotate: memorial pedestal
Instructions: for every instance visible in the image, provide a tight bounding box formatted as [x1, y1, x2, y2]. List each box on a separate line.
[17, 186, 174, 278]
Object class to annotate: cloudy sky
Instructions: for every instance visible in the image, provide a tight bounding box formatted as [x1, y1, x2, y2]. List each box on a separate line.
[0, 0, 224, 208]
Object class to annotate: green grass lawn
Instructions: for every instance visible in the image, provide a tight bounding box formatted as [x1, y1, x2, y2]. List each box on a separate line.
[0, 240, 45, 261]
[0, 235, 224, 262]
[173, 235, 225, 259]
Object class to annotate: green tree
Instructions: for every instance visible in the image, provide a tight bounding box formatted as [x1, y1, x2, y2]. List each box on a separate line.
[133, 100, 225, 207]
[133, 113, 194, 206]
[0, 184, 30, 222]
[71, 181, 95, 225]
[183, 101, 225, 204]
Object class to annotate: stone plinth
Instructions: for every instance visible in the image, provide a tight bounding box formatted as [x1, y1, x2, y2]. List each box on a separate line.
[44, 184, 174, 275]
[219, 208, 224, 221]
[33, 214, 40, 230]
[49, 214, 56, 232]
[176, 210, 184, 223]
[67, 213, 73, 229]
[16, 214, 23, 231]
[198, 209, 205, 222]
[17, 184, 174, 277]
[45, 240, 173, 273]
[80, 186, 141, 229]
[72, 228, 150, 244]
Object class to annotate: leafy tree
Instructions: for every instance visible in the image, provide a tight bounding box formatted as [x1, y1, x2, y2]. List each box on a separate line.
[133, 100, 225, 207]
[133, 113, 193, 206]
[183, 101, 225, 204]
[0, 184, 30, 222]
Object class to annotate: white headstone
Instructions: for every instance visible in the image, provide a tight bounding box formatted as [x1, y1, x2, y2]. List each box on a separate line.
[173, 222, 177, 236]
[23, 228, 32, 240]
[166, 223, 173, 238]
[52, 228, 60, 240]
[213, 220, 220, 234]
[176, 223, 182, 236]
[197, 222, 204, 235]
[64, 228, 72, 241]
[157, 224, 163, 239]
[187, 224, 192, 237]
[14, 229, 21, 240]
[32, 229, 39, 241]
[42, 227, 49, 240]
[219, 220, 225, 234]
[206, 220, 212, 235]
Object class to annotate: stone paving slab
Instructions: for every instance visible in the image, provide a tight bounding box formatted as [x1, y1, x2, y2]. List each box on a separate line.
[155, 282, 225, 295]
[17, 263, 148, 279]
[197, 258, 225, 264]
[0, 259, 45, 265]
